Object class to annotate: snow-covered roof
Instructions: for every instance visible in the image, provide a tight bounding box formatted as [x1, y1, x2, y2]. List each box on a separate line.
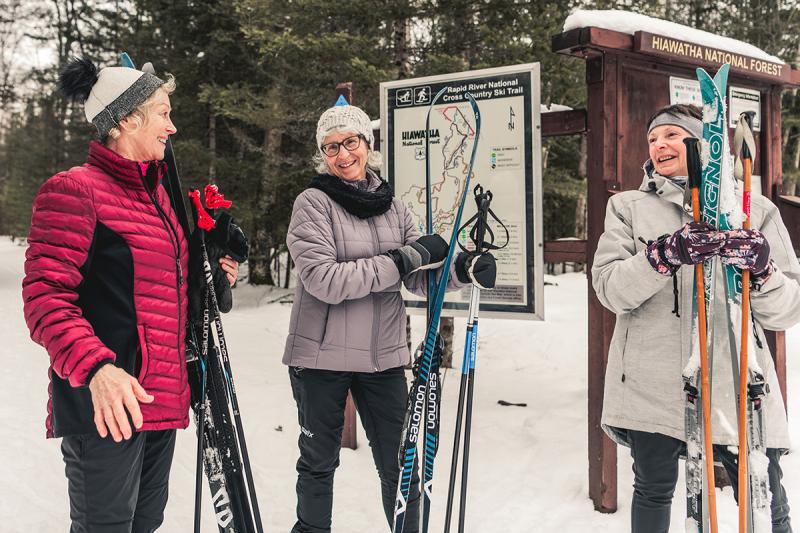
[564, 9, 783, 64]
[542, 103, 573, 113]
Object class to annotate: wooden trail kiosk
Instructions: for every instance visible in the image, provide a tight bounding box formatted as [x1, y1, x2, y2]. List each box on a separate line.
[550, 25, 800, 512]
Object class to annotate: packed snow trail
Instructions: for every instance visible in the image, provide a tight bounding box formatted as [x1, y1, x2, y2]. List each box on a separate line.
[2, 238, 798, 532]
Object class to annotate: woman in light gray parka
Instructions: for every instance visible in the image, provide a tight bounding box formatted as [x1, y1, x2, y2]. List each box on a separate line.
[592, 104, 800, 533]
[283, 103, 495, 533]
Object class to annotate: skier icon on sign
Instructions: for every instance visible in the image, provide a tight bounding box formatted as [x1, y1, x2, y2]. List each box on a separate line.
[396, 88, 413, 107]
[415, 86, 431, 105]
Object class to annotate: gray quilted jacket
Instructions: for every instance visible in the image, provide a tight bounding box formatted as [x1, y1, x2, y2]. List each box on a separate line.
[592, 168, 800, 449]
[283, 173, 463, 372]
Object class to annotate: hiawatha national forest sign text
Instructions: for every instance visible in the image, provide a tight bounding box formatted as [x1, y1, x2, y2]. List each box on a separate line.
[634, 31, 789, 83]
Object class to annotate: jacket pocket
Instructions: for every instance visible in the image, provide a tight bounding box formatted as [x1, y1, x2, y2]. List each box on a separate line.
[619, 327, 631, 383]
[136, 325, 151, 382]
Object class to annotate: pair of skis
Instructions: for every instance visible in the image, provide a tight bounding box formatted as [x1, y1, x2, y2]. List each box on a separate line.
[187, 186, 264, 533]
[120, 53, 263, 533]
[683, 64, 769, 533]
[393, 89, 481, 533]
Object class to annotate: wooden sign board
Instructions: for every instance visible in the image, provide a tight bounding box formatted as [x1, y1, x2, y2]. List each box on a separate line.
[634, 31, 790, 83]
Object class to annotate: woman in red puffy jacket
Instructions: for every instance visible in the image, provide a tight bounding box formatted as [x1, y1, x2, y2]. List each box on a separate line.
[22, 57, 237, 532]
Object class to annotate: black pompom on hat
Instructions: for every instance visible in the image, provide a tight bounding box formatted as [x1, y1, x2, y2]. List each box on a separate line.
[58, 56, 165, 139]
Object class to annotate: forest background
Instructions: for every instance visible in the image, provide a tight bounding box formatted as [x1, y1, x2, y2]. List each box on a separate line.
[2, 0, 800, 285]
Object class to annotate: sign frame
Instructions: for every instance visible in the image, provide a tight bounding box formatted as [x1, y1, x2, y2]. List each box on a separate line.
[380, 63, 543, 320]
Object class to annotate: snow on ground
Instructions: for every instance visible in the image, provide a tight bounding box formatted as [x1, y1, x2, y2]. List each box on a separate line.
[2, 235, 798, 532]
[564, 9, 783, 64]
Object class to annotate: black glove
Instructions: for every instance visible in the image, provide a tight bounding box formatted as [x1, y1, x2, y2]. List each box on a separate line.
[456, 251, 497, 289]
[188, 213, 250, 321]
[387, 234, 448, 278]
[207, 212, 249, 263]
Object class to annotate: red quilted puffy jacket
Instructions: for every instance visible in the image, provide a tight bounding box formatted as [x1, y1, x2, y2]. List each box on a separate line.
[23, 141, 190, 438]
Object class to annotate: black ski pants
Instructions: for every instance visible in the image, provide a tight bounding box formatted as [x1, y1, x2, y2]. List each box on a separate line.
[61, 429, 177, 533]
[289, 366, 420, 533]
[628, 429, 791, 533]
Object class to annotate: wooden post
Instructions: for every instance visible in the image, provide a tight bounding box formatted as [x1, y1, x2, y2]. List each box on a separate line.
[585, 52, 619, 514]
[342, 392, 358, 451]
[336, 81, 358, 451]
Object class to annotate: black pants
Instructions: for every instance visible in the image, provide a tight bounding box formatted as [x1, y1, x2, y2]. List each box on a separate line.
[61, 429, 177, 533]
[629, 430, 792, 533]
[289, 366, 420, 533]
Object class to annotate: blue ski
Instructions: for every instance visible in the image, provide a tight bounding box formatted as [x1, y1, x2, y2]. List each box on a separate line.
[393, 92, 481, 533]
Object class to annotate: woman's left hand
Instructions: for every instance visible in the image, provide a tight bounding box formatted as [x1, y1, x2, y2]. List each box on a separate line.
[219, 255, 239, 286]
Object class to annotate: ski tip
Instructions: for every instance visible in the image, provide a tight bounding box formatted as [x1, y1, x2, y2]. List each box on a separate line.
[335, 94, 350, 106]
[713, 63, 730, 93]
[120, 52, 135, 69]
[695, 67, 711, 82]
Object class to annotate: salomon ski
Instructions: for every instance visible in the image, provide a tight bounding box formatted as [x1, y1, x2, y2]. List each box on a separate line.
[420, 85, 449, 533]
[188, 187, 263, 533]
[393, 92, 481, 533]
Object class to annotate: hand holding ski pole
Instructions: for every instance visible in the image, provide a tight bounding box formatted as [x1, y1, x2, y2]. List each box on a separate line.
[645, 221, 725, 276]
[388, 234, 449, 278]
[455, 251, 497, 289]
[219, 255, 239, 286]
[719, 228, 771, 274]
[89, 364, 154, 441]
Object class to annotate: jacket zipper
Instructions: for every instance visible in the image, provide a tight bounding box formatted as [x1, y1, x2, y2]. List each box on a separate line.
[141, 169, 185, 384]
[367, 217, 381, 372]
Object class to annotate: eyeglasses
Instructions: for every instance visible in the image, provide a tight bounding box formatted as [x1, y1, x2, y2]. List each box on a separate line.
[320, 135, 364, 157]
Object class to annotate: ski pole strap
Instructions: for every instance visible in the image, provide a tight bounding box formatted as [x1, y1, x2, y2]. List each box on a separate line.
[456, 184, 509, 255]
[734, 112, 756, 180]
[188, 190, 216, 230]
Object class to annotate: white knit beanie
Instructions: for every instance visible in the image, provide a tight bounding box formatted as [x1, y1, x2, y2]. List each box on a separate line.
[316, 98, 374, 150]
[59, 57, 165, 138]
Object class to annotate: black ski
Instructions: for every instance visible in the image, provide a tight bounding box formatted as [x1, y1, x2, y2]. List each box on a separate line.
[119, 53, 263, 533]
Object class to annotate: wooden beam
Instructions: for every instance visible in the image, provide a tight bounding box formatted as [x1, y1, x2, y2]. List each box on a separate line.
[552, 27, 634, 57]
[544, 239, 587, 263]
[542, 109, 587, 137]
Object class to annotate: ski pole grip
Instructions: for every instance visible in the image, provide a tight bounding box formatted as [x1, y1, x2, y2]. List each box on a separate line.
[740, 111, 755, 160]
[473, 187, 492, 250]
[683, 137, 702, 191]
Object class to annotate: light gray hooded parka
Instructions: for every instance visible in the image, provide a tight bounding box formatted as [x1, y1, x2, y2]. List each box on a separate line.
[283, 173, 463, 373]
[592, 167, 800, 449]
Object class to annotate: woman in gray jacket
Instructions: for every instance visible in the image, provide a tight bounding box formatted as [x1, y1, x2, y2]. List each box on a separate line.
[283, 102, 494, 533]
[592, 104, 800, 533]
